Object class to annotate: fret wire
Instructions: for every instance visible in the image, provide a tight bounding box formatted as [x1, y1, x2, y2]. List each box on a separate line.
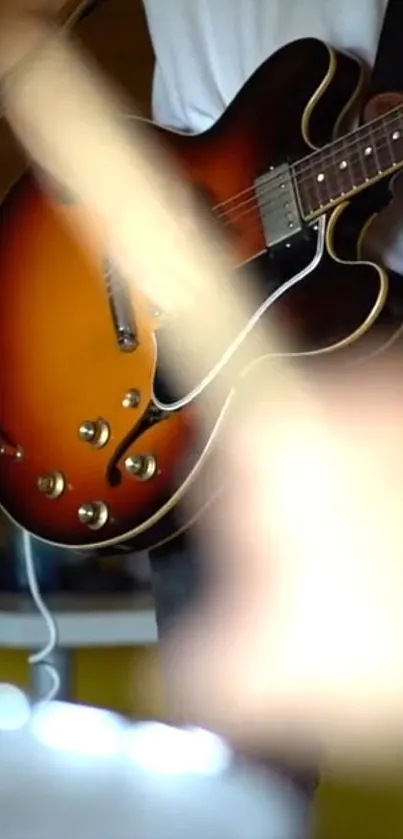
[362, 131, 379, 181]
[372, 124, 383, 175]
[358, 110, 403, 164]
[337, 136, 355, 194]
[382, 109, 403, 149]
[349, 134, 366, 189]
[355, 135, 369, 186]
[329, 139, 342, 199]
[303, 174, 321, 216]
[388, 112, 403, 167]
[294, 108, 403, 216]
[383, 118, 397, 168]
[298, 136, 356, 214]
[312, 166, 324, 209]
[326, 138, 342, 200]
[299, 122, 358, 174]
[313, 157, 328, 210]
[293, 106, 403, 178]
[306, 125, 393, 191]
[296, 172, 315, 217]
[323, 143, 339, 202]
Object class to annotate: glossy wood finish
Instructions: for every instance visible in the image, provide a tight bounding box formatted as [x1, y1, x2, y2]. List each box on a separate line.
[0, 38, 390, 551]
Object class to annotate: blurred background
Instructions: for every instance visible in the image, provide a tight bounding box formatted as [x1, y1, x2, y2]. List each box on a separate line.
[1, 2, 403, 836]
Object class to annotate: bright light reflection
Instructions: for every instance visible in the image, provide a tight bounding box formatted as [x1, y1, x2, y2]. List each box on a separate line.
[124, 722, 231, 776]
[31, 702, 124, 757]
[0, 684, 31, 731]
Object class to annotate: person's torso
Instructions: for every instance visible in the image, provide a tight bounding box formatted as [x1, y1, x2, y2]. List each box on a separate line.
[142, 0, 403, 272]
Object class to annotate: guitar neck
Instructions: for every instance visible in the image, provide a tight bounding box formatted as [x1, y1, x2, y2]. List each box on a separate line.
[293, 104, 403, 219]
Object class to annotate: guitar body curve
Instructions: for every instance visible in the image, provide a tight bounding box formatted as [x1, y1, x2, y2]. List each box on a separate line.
[0, 38, 396, 552]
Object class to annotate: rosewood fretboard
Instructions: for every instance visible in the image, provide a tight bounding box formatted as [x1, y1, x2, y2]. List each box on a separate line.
[293, 105, 403, 218]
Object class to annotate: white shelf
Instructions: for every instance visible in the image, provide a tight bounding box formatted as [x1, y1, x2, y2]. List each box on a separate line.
[0, 591, 158, 649]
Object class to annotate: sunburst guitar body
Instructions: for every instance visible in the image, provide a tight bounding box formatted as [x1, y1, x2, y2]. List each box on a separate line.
[0, 37, 402, 553]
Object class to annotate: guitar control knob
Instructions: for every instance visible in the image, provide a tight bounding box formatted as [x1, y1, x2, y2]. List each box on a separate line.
[124, 454, 157, 481]
[78, 419, 110, 448]
[122, 389, 141, 409]
[37, 471, 65, 499]
[78, 501, 109, 530]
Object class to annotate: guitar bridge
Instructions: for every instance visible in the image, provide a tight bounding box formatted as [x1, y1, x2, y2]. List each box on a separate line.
[255, 164, 302, 248]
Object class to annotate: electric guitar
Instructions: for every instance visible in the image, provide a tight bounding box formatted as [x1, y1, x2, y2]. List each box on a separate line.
[0, 37, 402, 553]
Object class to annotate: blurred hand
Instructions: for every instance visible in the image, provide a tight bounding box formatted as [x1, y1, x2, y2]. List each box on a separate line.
[165, 361, 403, 769]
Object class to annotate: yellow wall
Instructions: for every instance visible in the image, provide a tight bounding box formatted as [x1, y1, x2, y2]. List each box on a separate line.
[3, 644, 403, 839]
[1, 645, 165, 719]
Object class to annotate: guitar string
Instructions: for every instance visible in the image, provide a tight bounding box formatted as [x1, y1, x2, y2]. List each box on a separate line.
[217, 138, 398, 260]
[213, 129, 403, 234]
[218, 128, 403, 227]
[292, 106, 403, 174]
[212, 105, 403, 212]
[211, 109, 403, 220]
[215, 113, 403, 221]
[211, 146, 403, 263]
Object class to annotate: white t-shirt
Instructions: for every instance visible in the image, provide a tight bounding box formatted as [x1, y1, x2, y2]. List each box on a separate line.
[142, 0, 403, 272]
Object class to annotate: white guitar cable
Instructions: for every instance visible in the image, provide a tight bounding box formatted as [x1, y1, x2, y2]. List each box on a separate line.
[21, 528, 60, 703]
